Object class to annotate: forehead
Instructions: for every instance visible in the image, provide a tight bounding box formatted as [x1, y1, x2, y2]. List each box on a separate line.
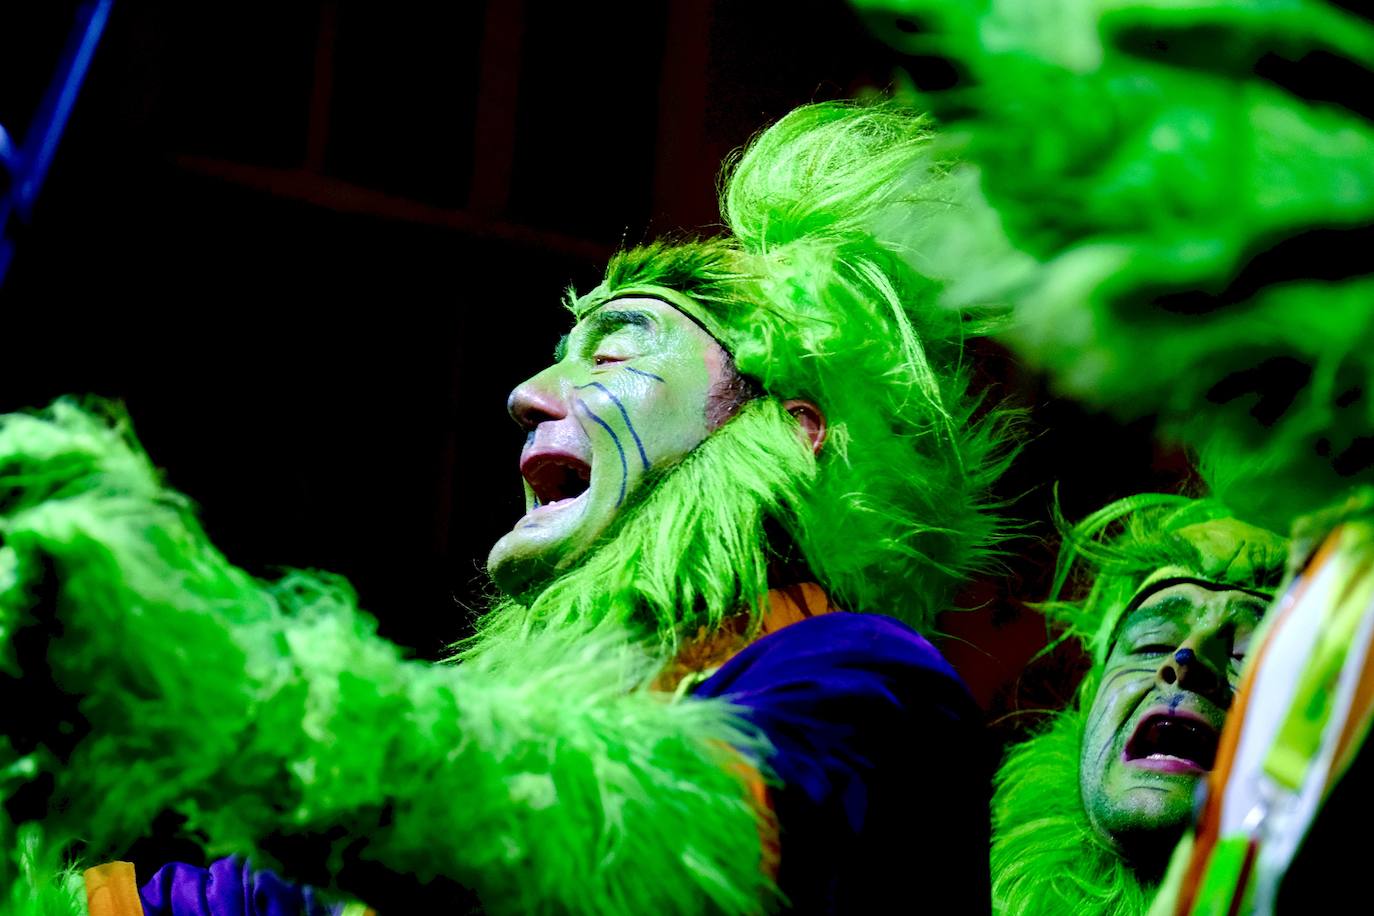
[1111, 582, 1268, 641]
[558, 297, 715, 359]
[572, 296, 692, 334]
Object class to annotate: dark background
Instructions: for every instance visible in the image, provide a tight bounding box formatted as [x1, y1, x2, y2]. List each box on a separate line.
[0, 0, 1186, 734]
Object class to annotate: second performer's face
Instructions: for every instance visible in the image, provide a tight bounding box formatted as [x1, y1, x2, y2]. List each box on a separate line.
[488, 297, 730, 596]
[1079, 581, 1267, 859]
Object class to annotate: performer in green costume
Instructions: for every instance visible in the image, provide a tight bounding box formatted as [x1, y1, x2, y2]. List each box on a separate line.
[991, 496, 1286, 916]
[0, 101, 1011, 914]
[849, 2, 1374, 911]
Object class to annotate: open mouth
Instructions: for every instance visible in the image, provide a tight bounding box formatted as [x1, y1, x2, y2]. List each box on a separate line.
[521, 452, 592, 510]
[1123, 710, 1220, 774]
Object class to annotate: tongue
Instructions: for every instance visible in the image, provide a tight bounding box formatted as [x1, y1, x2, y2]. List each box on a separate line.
[1138, 718, 1216, 769]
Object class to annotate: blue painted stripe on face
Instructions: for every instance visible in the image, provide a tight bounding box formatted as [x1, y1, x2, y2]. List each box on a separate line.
[624, 366, 666, 383]
[575, 398, 627, 507]
[575, 381, 650, 471]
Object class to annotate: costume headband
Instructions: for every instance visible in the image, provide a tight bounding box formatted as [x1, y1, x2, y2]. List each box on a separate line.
[1124, 573, 1275, 616]
[576, 285, 736, 356]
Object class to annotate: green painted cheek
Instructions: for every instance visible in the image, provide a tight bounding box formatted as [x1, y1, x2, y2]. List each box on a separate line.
[1080, 663, 1158, 834]
[1080, 685, 1122, 825]
[564, 325, 717, 525]
[633, 325, 714, 457]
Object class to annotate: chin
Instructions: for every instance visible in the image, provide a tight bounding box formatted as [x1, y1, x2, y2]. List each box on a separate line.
[1108, 817, 1191, 878]
[486, 537, 559, 599]
[488, 494, 627, 598]
[1089, 788, 1193, 876]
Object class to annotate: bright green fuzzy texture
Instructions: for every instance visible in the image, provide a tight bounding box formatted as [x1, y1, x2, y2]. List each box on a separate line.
[565, 102, 1017, 636]
[855, 0, 1374, 532]
[0, 102, 1013, 912]
[0, 401, 775, 914]
[989, 500, 1198, 916]
[991, 682, 1154, 916]
[1038, 492, 1286, 667]
[0, 823, 86, 916]
[467, 397, 814, 656]
[991, 492, 1286, 915]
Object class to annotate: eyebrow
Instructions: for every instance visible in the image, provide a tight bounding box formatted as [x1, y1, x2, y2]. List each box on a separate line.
[1114, 596, 1192, 641]
[586, 308, 654, 340]
[1109, 592, 1267, 649]
[550, 307, 656, 365]
[559, 308, 655, 361]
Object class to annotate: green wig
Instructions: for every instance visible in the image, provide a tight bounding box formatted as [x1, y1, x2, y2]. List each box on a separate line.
[1039, 493, 1289, 668]
[562, 101, 1015, 637]
[991, 494, 1287, 915]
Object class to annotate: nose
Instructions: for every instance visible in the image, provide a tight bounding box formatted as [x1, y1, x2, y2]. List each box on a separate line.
[1155, 634, 1231, 707]
[507, 368, 568, 431]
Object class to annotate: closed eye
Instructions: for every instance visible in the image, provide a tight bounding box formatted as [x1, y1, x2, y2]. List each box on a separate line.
[1134, 644, 1175, 656]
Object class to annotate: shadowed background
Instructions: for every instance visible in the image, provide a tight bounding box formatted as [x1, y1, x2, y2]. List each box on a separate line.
[0, 0, 1184, 736]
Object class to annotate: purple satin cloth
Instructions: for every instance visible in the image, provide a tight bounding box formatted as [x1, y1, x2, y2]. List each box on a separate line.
[138, 857, 341, 916]
[693, 613, 992, 913]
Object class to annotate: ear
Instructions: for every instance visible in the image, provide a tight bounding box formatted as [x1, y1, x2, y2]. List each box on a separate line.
[781, 398, 827, 455]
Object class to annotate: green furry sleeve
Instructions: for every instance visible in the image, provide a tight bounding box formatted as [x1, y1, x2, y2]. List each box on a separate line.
[0, 401, 774, 914]
[854, 0, 1374, 530]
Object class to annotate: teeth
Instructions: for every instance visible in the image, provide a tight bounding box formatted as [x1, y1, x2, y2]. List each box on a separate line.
[532, 493, 583, 513]
[1127, 714, 1219, 769]
[523, 454, 592, 506]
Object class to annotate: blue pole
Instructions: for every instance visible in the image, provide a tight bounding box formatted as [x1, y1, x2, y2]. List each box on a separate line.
[0, 0, 115, 286]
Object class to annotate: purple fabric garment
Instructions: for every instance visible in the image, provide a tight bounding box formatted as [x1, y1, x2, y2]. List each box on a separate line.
[138, 857, 341, 916]
[693, 612, 992, 914]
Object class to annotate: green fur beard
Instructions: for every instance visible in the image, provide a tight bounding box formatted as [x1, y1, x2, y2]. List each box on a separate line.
[991, 675, 1157, 916]
[464, 396, 817, 662]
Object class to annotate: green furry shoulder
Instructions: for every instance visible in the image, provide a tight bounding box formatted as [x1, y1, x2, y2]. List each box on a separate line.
[992, 684, 1156, 916]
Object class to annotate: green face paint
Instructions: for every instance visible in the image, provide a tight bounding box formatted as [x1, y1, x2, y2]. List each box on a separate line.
[1079, 581, 1267, 860]
[488, 296, 727, 596]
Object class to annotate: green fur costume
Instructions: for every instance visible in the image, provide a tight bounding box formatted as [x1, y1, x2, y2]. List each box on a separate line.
[853, 0, 1374, 533]
[0, 102, 1009, 913]
[474, 104, 1013, 655]
[991, 496, 1286, 916]
[843, 2, 1372, 913]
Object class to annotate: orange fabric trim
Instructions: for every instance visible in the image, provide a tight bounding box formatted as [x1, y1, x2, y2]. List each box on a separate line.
[761, 582, 833, 632]
[1174, 533, 1338, 915]
[654, 583, 838, 693]
[1326, 600, 1374, 793]
[720, 585, 831, 880]
[85, 861, 145, 916]
[668, 585, 833, 880]
[718, 744, 781, 881]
